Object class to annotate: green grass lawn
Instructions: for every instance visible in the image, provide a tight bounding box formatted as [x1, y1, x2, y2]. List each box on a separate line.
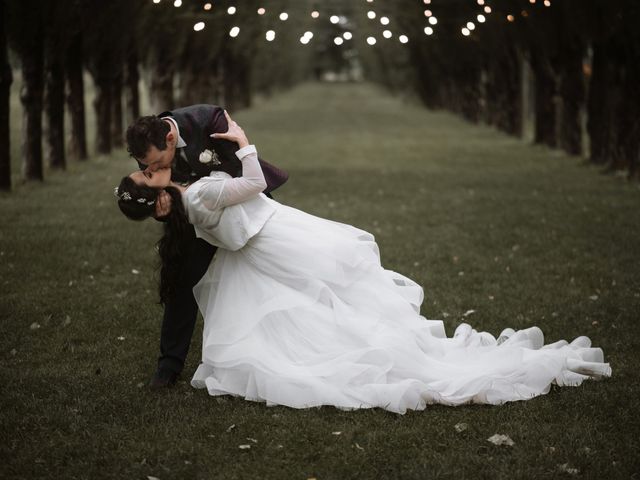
[1, 82, 639, 479]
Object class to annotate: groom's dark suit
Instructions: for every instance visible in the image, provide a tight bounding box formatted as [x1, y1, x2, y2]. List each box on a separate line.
[140, 104, 288, 378]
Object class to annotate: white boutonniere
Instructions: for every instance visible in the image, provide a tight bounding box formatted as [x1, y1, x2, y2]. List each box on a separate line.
[199, 148, 221, 165]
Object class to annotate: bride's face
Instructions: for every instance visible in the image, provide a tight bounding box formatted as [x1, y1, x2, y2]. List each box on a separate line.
[129, 168, 172, 189]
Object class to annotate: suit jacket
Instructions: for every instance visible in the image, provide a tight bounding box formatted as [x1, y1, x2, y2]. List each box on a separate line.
[138, 104, 288, 194]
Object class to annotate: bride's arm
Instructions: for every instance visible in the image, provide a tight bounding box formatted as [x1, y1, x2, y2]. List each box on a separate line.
[219, 145, 266, 206]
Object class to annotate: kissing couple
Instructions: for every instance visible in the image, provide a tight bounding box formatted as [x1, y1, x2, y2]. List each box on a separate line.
[115, 104, 610, 414]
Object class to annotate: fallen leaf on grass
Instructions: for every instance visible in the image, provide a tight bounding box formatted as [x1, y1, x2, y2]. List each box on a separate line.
[132, 269, 140, 275]
[454, 422, 468, 433]
[462, 310, 475, 317]
[589, 295, 598, 301]
[557, 463, 579, 475]
[63, 316, 71, 326]
[226, 424, 236, 432]
[354, 443, 364, 451]
[30, 322, 40, 330]
[10, 349, 17, 356]
[238, 444, 251, 450]
[331, 431, 342, 435]
[117, 336, 125, 341]
[246, 437, 258, 443]
[487, 434, 514, 446]
[147, 476, 160, 480]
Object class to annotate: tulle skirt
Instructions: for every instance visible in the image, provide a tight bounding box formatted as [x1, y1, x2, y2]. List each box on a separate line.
[192, 199, 611, 414]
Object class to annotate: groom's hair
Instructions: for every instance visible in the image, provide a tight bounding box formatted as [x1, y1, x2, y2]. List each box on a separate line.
[126, 116, 171, 159]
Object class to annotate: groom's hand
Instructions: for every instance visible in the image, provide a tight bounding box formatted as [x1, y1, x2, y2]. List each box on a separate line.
[154, 190, 172, 219]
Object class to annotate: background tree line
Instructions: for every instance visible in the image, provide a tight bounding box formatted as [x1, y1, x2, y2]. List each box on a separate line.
[358, 0, 640, 180]
[0, 0, 314, 191]
[1, 0, 638, 192]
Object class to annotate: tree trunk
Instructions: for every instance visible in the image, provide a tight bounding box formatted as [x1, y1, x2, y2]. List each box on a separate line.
[66, 31, 87, 161]
[20, 18, 44, 181]
[44, 55, 65, 169]
[532, 53, 557, 147]
[91, 54, 112, 155]
[149, 65, 174, 114]
[0, 0, 12, 191]
[586, 42, 607, 164]
[111, 65, 123, 148]
[558, 45, 585, 156]
[125, 47, 140, 124]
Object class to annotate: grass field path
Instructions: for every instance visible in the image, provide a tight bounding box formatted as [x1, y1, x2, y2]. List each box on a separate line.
[1, 83, 638, 479]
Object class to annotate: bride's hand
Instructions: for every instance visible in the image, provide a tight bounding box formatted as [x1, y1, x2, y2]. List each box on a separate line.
[211, 110, 250, 148]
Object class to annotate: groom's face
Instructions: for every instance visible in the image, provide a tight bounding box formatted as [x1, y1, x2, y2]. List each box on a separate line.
[139, 130, 177, 173]
[139, 145, 173, 173]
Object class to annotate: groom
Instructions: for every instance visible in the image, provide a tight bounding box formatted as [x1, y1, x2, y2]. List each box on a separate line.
[126, 104, 288, 389]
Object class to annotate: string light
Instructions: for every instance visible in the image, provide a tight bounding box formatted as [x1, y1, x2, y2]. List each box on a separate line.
[507, 14, 515, 22]
[311, 10, 319, 18]
[544, 0, 551, 6]
[424, 10, 432, 17]
[227, 6, 236, 15]
[462, 27, 470, 36]
[424, 26, 433, 35]
[203, 2, 211, 10]
[367, 36, 376, 45]
[399, 35, 409, 44]
[257, 7, 265, 15]
[279, 12, 288, 21]
[423, 0, 431, 4]
[484, 6, 492, 13]
[380, 16, 390, 25]
[265, 30, 275, 41]
[343, 31, 353, 40]
[229, 26, 240, 37]
[334, 37, 344, 45]
[383, 30, 392, 38]
[477, 14, 486, 23]
[330, 15, 339, 24]
[467, 22, 475, 30]
[428, 17, 438, 25]
[153, 0, 160, 4]
[173, 0, 181, 7]
[193, 21, 205, 31]
[367, 11, 376, 20]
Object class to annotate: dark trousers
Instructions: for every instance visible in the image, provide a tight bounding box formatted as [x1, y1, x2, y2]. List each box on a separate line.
[158, 232, 217, 374]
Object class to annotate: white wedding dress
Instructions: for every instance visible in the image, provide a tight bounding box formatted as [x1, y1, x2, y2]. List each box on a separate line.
[184, 145, 611, 414]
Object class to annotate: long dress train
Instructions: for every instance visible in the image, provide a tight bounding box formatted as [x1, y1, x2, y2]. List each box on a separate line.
[185, 146, 611, 414]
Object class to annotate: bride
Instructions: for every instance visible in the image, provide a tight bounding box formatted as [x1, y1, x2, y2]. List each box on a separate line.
[115, 112, 611, 414]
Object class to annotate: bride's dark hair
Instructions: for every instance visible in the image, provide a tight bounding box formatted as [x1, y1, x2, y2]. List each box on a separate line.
[115, 176, 193, 304]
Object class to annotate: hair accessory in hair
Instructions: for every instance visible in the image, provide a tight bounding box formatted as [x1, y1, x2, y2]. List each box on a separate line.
[114, 186, 132, 201]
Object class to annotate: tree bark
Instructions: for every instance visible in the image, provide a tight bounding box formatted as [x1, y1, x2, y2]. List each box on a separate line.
[531, 53, 558, 148]
[125, 47, 140, 124]
[44, 55, 65, 169]
[91, 54, 112, 155]
[66, 31, 87, 161]
[0, 0, 12, 191]
[20, 16, 44, 181]
[111, 65, 123, 148]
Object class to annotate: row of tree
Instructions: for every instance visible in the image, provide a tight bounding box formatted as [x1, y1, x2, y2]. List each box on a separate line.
[359, 0, 640, 179]
[0, 0, 313, 191]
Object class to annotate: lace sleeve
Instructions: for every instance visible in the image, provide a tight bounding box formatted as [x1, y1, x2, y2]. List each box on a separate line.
[219, 145, 267, 207]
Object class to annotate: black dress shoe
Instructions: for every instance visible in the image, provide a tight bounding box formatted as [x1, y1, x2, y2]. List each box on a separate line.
[149, 369, 179, 390]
